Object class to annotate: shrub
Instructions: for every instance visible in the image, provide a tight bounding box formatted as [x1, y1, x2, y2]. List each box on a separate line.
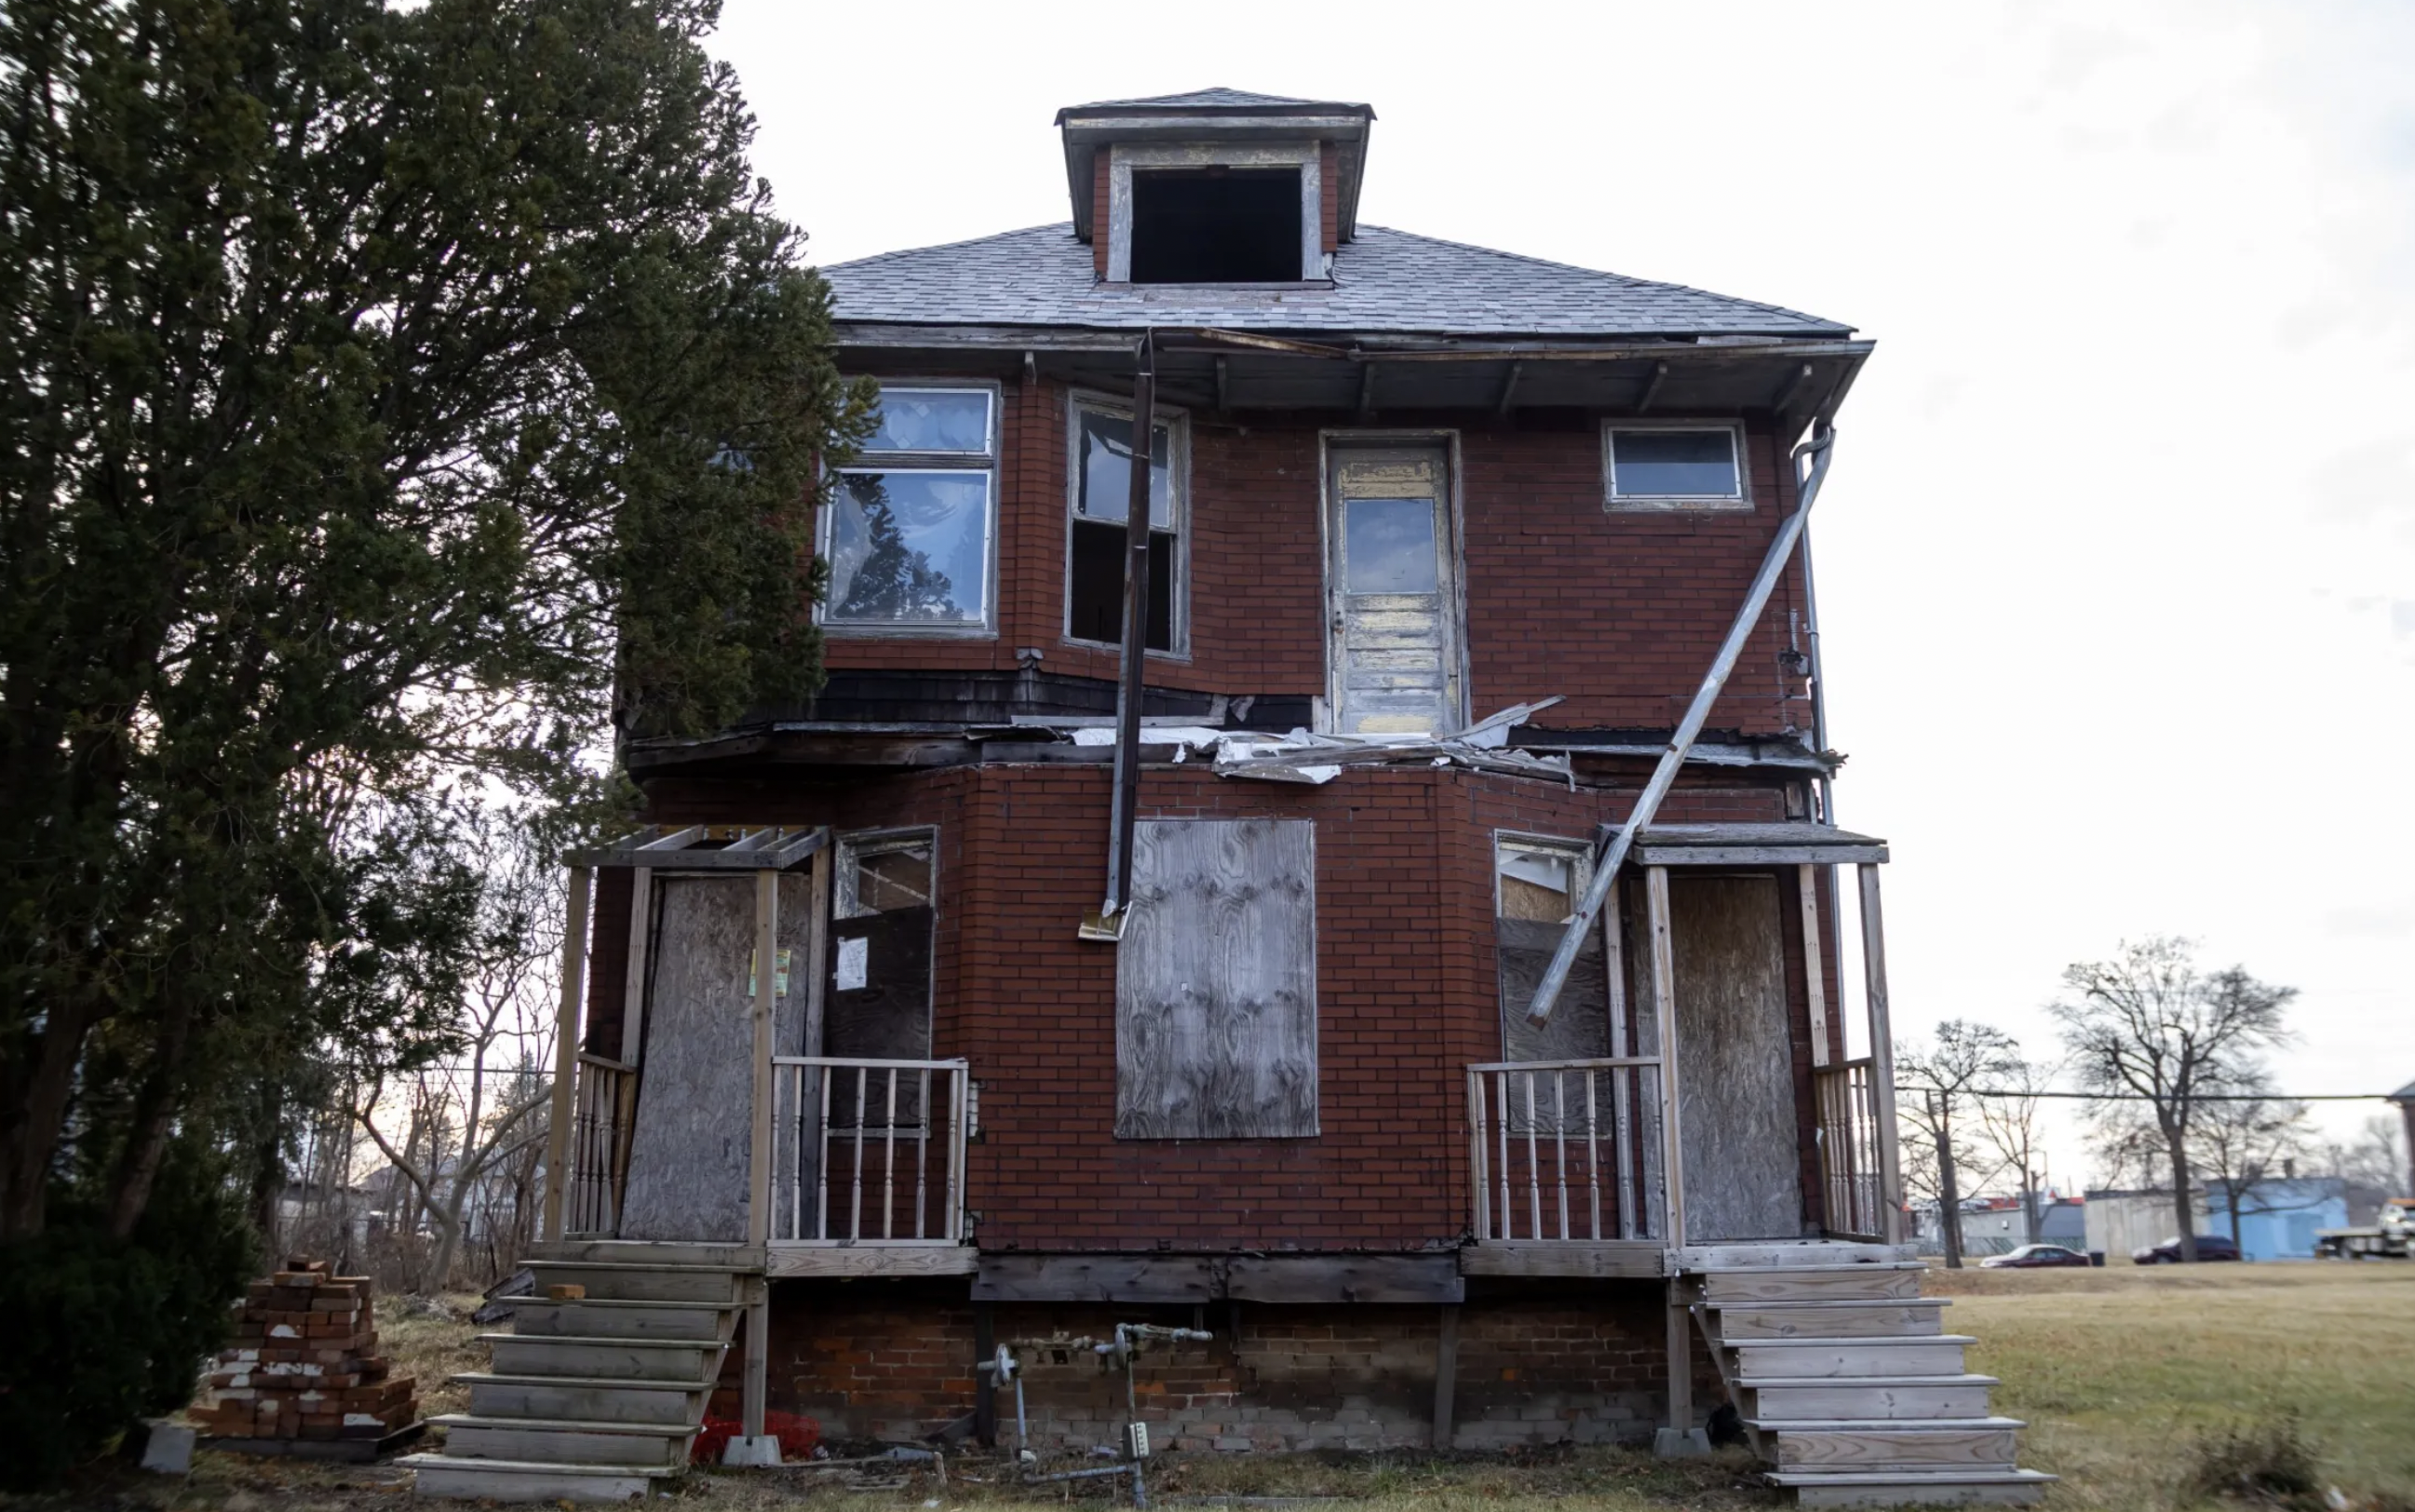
[0, 1152, 254, 1488]
[2182, 1412, 2323, 1508]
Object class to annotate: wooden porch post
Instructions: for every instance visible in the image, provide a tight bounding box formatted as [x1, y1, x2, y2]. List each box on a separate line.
[540, 865, 591, 1244]
[1857, 864, 1907, 1245]
[618, 866, 653, 1064]
[743, 868, 778, 1444]
[1798, 863, 1830, 1069]
[1646, 866, 1685, 1249]
[1431, 1303, 1460, 1450]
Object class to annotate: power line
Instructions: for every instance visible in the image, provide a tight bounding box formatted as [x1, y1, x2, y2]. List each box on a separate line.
[1921, 1087, 2392, 1102]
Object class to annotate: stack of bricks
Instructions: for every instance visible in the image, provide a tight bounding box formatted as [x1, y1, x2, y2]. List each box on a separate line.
[196, 1259, 417, 1444]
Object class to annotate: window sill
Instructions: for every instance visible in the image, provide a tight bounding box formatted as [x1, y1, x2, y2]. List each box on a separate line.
[1096, 279, 1337, 292]
[821, 623, 1000, 640]
[1061, 634, 1192, 665]
[1603, 497, 1756, 514]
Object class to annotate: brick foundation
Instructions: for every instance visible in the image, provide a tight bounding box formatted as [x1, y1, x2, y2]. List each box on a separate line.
[722, 1278, 1712, 1453]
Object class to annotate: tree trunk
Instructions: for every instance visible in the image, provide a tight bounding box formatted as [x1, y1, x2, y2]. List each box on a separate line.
[2168, 1132, 2199, 1262]
[1933, 1095, 1963, 1269]
[0, 1001, 98, 1239]
[2019, 1167, 2040, 1248]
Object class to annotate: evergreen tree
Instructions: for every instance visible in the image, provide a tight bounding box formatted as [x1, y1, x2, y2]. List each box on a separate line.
[0, 7, 870, 1463]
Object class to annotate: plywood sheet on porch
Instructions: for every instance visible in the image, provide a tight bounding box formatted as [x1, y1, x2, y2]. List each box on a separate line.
[1115, 818, 1317, 1140]
[618, 875, 813, 1241]
[1671, 874, 1803, 1242]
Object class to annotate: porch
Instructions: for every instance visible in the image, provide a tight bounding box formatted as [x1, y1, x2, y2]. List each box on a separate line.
[1466, 835, 1906, 1277]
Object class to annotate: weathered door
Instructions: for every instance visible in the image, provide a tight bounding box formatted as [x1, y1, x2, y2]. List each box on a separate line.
[1669, 874, 1804, 1242]
[1325, 445, 1462, 735]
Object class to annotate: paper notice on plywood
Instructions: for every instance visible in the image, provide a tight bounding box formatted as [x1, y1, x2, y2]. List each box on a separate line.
[835, 936, 869, 992]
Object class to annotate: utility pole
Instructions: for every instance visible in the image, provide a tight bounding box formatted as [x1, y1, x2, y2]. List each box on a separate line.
[1931, 1090, 1963, 1270]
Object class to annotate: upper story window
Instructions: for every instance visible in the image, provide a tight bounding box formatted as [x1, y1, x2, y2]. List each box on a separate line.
[1066, 395, 1184, 653]
[1603, 423, 1751, 513]
[1106, 142, 1323, 284]
[823, 385, 998, 633]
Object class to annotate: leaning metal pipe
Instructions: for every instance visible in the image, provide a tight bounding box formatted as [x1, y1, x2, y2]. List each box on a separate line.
[1100, 331, 1157, 925]
[1523, 426, 1838, 1026]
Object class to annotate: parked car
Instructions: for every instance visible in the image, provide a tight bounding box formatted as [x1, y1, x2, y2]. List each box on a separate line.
[2131, 1234, 2241, 1264]
[1979, 1244, 2093, 1269]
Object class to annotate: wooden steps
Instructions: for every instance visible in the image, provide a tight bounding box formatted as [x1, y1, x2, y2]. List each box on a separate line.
[401, 1244, 750, 1502]
[1680, 1245, 2053, 1507]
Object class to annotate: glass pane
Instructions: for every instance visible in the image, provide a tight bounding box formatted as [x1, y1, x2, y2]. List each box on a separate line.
[827, 470, 991, 625]
[1344, 496, 1438, 594]
[1069, 519, 1174, 651]
[1498, 846, 1583, 922]
[1612, 429, 1739, 496]
[1077, 410, 1174, 528]
[851, 842, 933, 913]
[867, 388, 992, 453]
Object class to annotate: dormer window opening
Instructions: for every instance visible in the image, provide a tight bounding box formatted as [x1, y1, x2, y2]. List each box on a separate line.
[821, 383, 999, 634]
[1130, 168, 1302, 284]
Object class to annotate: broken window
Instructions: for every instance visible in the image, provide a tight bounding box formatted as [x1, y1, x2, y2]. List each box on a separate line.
[1066, 399, 1181, 651]
[827, 830, 937, 1079]
[1604, 424, 1748, 509]
[837, 831, 936, 919]
[1129, 169, 1303, 284]
[1495, 835, 1612, 1066]
[824, 385, 997, 630]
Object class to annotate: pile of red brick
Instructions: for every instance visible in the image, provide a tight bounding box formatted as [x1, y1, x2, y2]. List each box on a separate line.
[196, 1259, 417, 1444]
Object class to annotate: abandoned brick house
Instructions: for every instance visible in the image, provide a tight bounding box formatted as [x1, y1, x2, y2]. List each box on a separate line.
[407, 89, 2049, 1506]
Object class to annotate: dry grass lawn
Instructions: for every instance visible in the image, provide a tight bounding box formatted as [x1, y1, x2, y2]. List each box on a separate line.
[10, 1263, 2410, 1512]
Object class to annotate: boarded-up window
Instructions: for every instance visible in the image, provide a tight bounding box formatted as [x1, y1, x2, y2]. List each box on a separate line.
[1115, 819, 1317, 1140]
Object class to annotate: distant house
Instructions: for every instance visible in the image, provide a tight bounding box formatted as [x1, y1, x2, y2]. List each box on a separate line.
[1912, 1195, 2085, 1257]
[2206, 1178, 2347, 1261]
[2085, 1188, 2211, 1260]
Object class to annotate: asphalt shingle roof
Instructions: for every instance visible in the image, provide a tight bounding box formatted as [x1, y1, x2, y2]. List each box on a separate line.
[1061, 87, 1362, 113]
[822, 223, 1850, 340]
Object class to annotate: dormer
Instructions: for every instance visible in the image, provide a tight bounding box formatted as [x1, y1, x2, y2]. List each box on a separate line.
[1055, 88, 1374, 285]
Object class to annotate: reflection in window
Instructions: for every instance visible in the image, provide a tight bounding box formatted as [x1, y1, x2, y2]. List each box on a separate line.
[1608, 427, 1744, 502]
[827, 471, 990, 625]
[824, 382, 998, 633]
[1344, 496, 1439, 594]
[867, 388, 992, 454]
[838, 832, 935, 918]
[1068, 401, 1181, 651]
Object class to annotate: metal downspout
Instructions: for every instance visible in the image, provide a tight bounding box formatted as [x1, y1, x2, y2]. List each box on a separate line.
[1083, 331, 1156, 940]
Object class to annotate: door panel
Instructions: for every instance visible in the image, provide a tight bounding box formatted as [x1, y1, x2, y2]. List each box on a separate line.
[1670, 874, 1805, 1242]
[1327, 447, 1462, 735]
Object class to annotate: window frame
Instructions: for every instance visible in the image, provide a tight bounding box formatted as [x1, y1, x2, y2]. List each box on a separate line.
[1062, 388, 1192, 659]
[1600, 420, 1753, 514]
[1492, 831, 1596, 925]
[1105, 142, 1327, 285]
[835, 826, 940, 921]
[818, 379, 1003, 638]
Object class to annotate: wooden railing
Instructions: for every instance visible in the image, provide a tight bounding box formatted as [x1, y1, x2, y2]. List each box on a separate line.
[565, 1053, 636, 1238]
[772, 1056, 970, 1246]
[1466, 1058, 1664, 1243]
[1815, 1056, 1887, 1241]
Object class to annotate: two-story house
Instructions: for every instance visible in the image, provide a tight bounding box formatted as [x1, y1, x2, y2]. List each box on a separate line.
[407, 89, 2046, 1508]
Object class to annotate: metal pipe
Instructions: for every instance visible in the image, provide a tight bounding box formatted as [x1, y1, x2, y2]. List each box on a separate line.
[1091, 331, 1156, 936]
[1801, 506, 1834, 826]
[1524, 425, 1838, 1026]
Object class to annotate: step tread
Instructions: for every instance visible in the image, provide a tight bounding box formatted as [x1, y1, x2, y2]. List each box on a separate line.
[455, 1370, 716, 1391]
[478, 1333, 723, 1348]
[1766, 1469, 2057, 1485]
[1728, 1335, 1979, 1347]
[523, 1260, 747, 1275]
[400, 1452, 681, 1478]
[1755, 1417, 2028, 1432]
[430, 1415, 696, 1437]
[1719, 1285, 1941, 1303]
[1745, 1373, 1999, 1389]
[513, 1298, 736, 1311]
[1699, 1262, 1931, 1276]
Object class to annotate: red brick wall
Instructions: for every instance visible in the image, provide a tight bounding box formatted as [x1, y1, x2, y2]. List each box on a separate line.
[1320, 142, 1339, 253]
[822, 395, 1815, 736]
[637, 763, 1822, 1253]
[1093, 155, 1111, 279]
[735, 1281, 1704, 1451]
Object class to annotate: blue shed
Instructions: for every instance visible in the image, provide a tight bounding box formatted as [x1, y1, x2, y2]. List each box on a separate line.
[2206, 1178, 2349, 1260]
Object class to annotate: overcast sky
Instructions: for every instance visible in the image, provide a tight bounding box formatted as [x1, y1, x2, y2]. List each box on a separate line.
[709, 0, 2415, 1187]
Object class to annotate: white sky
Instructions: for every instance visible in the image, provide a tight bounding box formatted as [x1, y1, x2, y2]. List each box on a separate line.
[710, 0, 2415, 1188]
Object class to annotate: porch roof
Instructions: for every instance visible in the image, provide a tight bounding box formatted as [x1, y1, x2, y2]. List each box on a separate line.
[1629, 822, 1887, 867]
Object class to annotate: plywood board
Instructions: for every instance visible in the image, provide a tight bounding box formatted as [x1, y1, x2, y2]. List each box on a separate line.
[1496, 918, 1611, 1065]
[619, 875, 812, 1240]
[1115, 819, 1318, 1140]
[1669, 874, 1803, 1242]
